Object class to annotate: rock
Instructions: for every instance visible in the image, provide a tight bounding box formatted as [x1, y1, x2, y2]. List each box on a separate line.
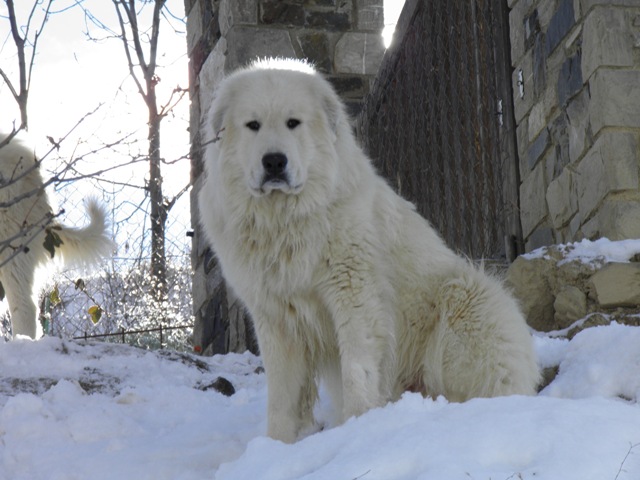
[566, 313, 611, 340]
[554, 285, 587, 328]
[590, 263, 640, 308]
[506, 256, 555, 331]
[199, 376, 235, 396]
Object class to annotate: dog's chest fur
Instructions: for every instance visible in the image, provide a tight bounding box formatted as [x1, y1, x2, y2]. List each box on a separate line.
[225, 197, 332, 298]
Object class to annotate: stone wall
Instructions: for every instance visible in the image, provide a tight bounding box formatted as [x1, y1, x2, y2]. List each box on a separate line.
[184, 0, 385, 355]
[509, 0, 640, 252]
[507, 241, 640, 336]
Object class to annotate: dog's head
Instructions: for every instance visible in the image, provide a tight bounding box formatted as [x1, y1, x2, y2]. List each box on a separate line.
[204, 58, 345, 201]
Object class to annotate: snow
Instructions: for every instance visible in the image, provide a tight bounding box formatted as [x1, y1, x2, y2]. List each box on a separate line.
[2, 327, 639, 479]
[2, 238, 640, 480]
[522, 237, 640, 266]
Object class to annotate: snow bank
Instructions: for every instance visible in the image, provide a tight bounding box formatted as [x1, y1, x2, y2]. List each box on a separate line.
[1, 327, 639, 480]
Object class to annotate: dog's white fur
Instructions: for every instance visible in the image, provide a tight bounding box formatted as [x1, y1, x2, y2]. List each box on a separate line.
[0, 133, 114, 339]
[199, 58, 540, 443]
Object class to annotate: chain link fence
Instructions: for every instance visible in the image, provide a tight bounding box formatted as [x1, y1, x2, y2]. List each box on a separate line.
[357, 0, 521, 261]
[47, 171, 193, 350]
[0, 132, 194, 350]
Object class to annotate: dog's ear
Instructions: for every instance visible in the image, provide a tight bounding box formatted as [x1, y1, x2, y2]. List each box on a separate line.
[210, 97, 228, 135]
[321, 87, 343, 135]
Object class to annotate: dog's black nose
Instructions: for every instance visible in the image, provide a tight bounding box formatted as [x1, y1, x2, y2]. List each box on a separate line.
[262, 153, 288, 176]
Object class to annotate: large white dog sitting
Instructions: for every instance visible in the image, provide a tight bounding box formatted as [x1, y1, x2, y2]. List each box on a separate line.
[0, 133, 113, 339]
[199, 58, 540, 443]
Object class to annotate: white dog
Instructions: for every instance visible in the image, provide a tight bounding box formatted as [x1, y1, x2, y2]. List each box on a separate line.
[0, 133, 113, 339]
[199, 58, 540, 443]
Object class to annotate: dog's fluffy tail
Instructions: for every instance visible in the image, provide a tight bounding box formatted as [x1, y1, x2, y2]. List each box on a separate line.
[53, 199, 114, 267]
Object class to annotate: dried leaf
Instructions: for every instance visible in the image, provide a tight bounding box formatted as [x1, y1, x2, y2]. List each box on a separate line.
[49, 285, 61, 306]
[43, 229, 64, 259]
[88, 305, 102, 325]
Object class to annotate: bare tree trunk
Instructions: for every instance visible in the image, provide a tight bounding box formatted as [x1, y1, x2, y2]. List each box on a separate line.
[112, 0, 169, 301]
[148, 103, 168, 300]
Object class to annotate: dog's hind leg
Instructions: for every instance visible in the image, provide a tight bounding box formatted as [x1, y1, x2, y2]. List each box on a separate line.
[1, 256, 38, 339]
[422, 266, 540, 401]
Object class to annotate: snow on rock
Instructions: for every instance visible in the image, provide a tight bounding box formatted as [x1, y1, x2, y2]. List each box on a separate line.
[542, 323, 640, 401]
[508, 238, 640, 332]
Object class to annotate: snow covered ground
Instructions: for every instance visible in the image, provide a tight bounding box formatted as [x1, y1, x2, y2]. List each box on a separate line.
[2, 239, 640, 480]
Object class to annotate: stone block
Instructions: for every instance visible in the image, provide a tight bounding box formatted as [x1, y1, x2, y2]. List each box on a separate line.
[554, 285, 587, 328]
[306, 11, 351, 30]
[516, 118, 530, 180]
[526, 227, 555, 252]
[546, 0, 576, 55]
[590, 262, 640, 308]
[356, 0, 384, 31]
[527, 128, 550, 170]
[198, 38, 228, 121]
[550, 112, 571, 179]
[589, 69, 640, 135]
[225, 27, 296, 71]
[598, 199, 640, 240]
[335, 32, 385, 74]
[528, 100, 547, 141]
[326, 75, 367, 98]
[186, 0, 203, 55]
[509, 0, 533, 64]
[579, 0, 640, 14]
[506, 255, 556, 331]
[576, 131, 639, 221]
[260, 1, 305, 27]
[566, 88, 591, 163]
[557, 50, 582, 107]
[537, 0, 558, 28]
[219, 0, 257, 37]
[546, 168, 577, 228]
[520, 161, 548, 237]
[192, 261, 208, 313]
[524, 9, 541, 50]
[532, 33, 547, 97]
[512, 51, 534, 124]
[296, 32, 332, 73]
[582, 7, 636, 80]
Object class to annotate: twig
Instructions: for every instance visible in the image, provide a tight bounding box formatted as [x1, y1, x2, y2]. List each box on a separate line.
[614, 442, 640, 480]
[352, 470, 371, 480]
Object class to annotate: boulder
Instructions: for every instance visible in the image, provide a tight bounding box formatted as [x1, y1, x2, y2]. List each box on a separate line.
[506, 256, 555, 331]
[590, 263, 640, 308]
[554, 285, 587, 329]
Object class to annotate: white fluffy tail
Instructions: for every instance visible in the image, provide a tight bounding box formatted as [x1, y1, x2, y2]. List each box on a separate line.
[54, 199, 114, 267]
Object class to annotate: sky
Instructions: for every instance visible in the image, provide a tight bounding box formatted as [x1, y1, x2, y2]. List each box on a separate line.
[0, 0, 191, 256]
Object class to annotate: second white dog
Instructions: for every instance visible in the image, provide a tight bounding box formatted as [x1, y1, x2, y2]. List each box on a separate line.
[0, 133, 114, 339]
[199, 58, 540, 443]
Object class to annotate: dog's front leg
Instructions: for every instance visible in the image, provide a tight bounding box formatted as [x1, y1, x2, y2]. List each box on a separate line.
[323, 266, 395, 422]
[254, 317, 317, 443]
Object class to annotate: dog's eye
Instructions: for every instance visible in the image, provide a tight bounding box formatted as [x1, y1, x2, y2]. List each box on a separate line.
[246, 121, 261, 131]
[286, 118, 301, 130]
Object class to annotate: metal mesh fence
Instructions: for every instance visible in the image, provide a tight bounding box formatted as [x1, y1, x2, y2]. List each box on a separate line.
[357, 0, 520, 260]
[45, 176, 194, 350]
[0, 134, 194, 349]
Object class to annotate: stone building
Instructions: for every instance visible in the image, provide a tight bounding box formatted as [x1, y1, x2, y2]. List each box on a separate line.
[509, 0, 640, 251]
[185, 0, 640, 354]
[184, 0, 385, 354]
